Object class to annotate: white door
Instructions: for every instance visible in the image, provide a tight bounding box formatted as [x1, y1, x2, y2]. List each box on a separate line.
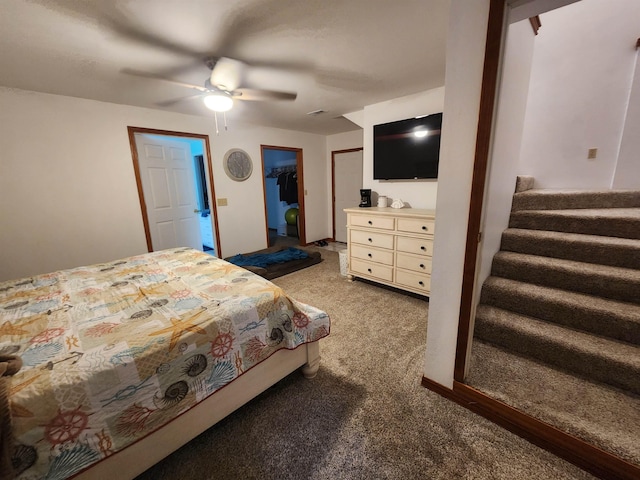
[135, 134, 203, 251]
[333, 149, 363, 243]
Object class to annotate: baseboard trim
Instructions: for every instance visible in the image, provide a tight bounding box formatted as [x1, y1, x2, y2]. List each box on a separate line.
[421, 377, 640, 480]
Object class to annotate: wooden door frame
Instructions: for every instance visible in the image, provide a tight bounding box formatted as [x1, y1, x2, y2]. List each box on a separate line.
[260, 145, 306, 246]
[331, 147, 363, 242]
[127, 126, 223, 257]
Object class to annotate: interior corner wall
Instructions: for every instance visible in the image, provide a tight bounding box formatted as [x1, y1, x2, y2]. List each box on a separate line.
[0, 87, 329, 281]
[326, 129, 363, 153]
[613, 48, 640, 189]
[362, 88, 445, 209]
[516, 0, 640, 189]
[477, 18, 536, 292]
[423, 0, 491, 388]
[326, 129, 364, 233]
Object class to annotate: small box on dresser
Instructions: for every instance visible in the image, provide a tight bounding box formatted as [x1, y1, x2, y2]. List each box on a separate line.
[344, 207, 435, 296]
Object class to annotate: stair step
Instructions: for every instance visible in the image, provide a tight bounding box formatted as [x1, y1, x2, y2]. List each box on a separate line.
[511, 189, 640, 211]
[474, 305, 640, 395]
[466, 340, 640, 465]
[491, 251, 640, 303]
[500, 228, 640, 269]
[509, 208, 640, 239]
[480, 277, 640, 345]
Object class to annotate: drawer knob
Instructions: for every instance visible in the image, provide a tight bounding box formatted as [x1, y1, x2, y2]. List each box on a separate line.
[419, 281, 424, 286]
[422, 225, 428, 231]
[419, 264, 425, 269]
[367, 268, 372, 273]
[368, 238, 373, 242]
[420, 246, 426, 251]
[368, 253, 372, 258]
[368, 220, 373, 225]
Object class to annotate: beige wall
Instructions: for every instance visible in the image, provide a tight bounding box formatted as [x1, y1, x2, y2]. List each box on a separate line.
[0, 87, 329, 281]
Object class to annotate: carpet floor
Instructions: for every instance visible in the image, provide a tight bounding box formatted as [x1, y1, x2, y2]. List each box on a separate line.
[467, 340, 640, 465]
[135, 248, 593, 480]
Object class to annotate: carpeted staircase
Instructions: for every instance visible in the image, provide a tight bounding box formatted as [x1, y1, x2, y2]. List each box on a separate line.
[474, 177, 640, 396]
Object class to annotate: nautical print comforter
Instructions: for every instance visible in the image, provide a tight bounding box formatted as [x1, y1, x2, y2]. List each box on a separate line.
[0, 248, 330, 479]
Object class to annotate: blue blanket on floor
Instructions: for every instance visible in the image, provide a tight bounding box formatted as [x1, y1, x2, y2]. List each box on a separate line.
[227, 247, 309, 268]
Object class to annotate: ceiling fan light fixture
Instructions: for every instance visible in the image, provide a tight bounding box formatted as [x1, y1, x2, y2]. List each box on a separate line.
[204, 92, 234, 112]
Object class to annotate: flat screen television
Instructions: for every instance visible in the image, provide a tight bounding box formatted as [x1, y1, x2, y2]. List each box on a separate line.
[373, 112, 442, 180]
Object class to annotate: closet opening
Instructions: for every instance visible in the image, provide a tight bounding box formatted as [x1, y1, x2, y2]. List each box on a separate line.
[260, 145, 306, 247]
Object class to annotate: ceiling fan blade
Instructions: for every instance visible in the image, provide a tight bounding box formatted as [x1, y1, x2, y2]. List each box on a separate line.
[121, 68, 208, 92]
[156, 94, 203, 107]
[210, 57, 246, 92]
[233, 88, 297, 102]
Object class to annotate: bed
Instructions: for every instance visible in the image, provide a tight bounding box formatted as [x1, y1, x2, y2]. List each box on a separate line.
[0, 247, 330, 479]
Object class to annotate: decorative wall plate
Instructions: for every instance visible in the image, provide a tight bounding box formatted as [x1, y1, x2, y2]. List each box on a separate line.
[223, 149, 253, 181]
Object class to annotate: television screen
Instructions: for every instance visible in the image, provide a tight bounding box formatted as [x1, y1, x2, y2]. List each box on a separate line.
[373, 112, 442, 180]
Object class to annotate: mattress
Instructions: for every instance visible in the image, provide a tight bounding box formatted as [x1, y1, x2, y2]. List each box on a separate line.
[0, 248, 330, 479]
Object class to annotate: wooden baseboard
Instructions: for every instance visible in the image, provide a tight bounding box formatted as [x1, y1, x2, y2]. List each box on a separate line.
[421, 377, 640, 480]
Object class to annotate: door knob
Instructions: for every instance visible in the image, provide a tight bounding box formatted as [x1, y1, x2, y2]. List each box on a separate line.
[194, 209, 201, 213]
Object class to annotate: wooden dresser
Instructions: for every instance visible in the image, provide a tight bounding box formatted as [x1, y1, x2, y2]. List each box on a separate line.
[344, 207, 435, 296]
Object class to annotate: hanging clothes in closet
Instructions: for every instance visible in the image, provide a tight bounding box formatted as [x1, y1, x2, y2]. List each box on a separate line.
[277, 170, 298, 204]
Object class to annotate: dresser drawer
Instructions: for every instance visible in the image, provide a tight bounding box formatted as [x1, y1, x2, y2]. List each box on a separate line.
[395, 270, 430, 293]
[350, 258, 394, 282]
[397, 217, 435, 236]
[350, 229, 394, 249]
[396, 252, 432, 273]
[396, 236, 433, 256]
[351, 244, 394, 265]
[350, 214, 395, 231]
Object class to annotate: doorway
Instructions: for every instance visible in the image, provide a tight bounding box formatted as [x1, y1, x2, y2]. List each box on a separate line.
[128, 127, 222, 257]
[332, 148, 363, 243]
[441, 1, 640, 478]
[260, 145, 306, 247]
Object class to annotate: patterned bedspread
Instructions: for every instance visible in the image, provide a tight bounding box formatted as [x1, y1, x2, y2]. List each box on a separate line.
[0, 248, 330, 479]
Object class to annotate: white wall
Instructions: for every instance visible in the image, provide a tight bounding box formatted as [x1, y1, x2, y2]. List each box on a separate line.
[614, 48, 640, 189]
[423, 0, 491, 388]
[477, 19, 536, 293]
[326, 129, 363, 153]
[362, 88, 445, 209]
[0, 87, 329, 281]
[517, 0, 640, 189]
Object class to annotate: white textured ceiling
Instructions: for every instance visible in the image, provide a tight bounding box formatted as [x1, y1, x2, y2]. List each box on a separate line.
[0, 0, 450, 135]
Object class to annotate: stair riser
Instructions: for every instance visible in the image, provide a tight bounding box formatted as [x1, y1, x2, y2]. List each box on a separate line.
[509, 213, 640, 240]
[480, 285, 640, 345]
[491, 257, 640, 304]
[501, 232, 640, 270]
[474, 320, 640, 395]
[511, 192, 640, 211]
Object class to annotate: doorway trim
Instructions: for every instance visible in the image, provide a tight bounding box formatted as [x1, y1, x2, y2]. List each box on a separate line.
[260, 145, 306, 246]
[127, 126, 223, 257]
[331, 147, 363, 241]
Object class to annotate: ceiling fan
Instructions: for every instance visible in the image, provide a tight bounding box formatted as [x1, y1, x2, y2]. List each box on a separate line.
[123, 56, 297, 113]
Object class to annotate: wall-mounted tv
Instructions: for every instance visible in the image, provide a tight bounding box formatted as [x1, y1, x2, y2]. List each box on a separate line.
[373, 112, 442, 180]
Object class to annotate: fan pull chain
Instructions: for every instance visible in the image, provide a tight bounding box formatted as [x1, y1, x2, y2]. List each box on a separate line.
[223, 112, 228, 131]
[214, 112, 219, 135]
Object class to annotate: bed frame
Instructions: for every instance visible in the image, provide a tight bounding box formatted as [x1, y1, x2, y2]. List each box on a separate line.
[74, 341, 321, 479]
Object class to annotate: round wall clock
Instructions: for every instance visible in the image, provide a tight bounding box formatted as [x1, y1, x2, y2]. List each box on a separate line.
[223, 148, 253, 181]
